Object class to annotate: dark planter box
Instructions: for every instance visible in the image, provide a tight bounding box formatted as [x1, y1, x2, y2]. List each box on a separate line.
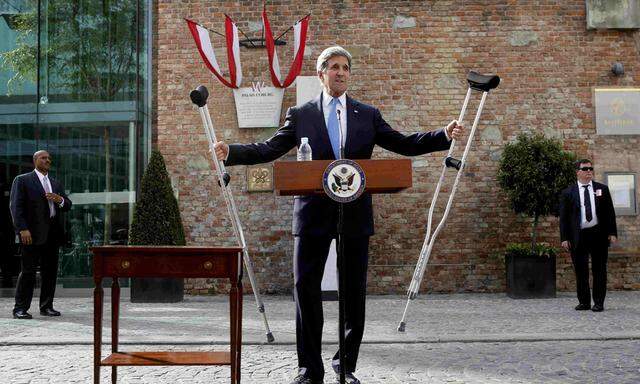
[130, 278, 184, 303]
[505, 254, 556, 299]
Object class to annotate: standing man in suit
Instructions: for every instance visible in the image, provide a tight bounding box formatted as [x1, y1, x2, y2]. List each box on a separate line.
[559, 159, 617, 312]
[10, 150, 72, 319]
[214, 46, 464, 384]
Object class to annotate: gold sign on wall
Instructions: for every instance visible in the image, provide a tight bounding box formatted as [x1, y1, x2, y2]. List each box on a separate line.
[594, 88, 640, 135]
[246, 164, 273, 192]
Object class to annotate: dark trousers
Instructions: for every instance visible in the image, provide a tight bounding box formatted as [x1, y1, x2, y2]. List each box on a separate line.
[571, 225, 609, 306]
[293, 235, 369, 380]
[14, 225, 60, 313]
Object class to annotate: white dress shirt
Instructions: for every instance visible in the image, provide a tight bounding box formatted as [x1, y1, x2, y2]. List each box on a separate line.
[35, 169, 63, 217]
[578, 181, 598, 229]
[322, 90, 347, 153]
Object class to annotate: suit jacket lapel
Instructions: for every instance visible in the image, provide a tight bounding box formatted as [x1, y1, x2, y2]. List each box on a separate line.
[593, 182, 601, 212]
[571, 184, 580, 211]
[345, 96, 359, 159]
[313, 93, 336, 160]
[31, 170, 46, 196]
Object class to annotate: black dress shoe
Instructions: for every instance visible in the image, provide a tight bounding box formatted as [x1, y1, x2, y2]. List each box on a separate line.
[334, 373, 360, 384]
[290, 375, 323, 384]
[591, 304, 604, 312]
[574, 303, 591, 311]
[13, 310, 33, 319]
[40, 308, 61, 316]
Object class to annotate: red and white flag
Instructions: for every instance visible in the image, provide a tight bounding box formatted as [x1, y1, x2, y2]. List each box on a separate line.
[263, 10, 309, 88]
[186, 16, 243, 89]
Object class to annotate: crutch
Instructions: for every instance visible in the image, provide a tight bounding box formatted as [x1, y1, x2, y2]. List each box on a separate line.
[397, 71, 500, 332]
[190, 85, 275, 343]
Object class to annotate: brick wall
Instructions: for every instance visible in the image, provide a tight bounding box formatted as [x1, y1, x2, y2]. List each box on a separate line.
[155, 1, 640, 295]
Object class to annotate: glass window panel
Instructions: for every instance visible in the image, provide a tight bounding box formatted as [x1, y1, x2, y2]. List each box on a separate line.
[40, 0, 139, 103]
[0, 0, 38, 103]
[1, 0, 150, 288]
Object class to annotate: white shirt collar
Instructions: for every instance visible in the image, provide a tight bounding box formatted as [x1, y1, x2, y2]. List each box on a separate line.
[35, 169, 49, 181]
[322, 89, 347, 109]
[577, 180, 593, 189]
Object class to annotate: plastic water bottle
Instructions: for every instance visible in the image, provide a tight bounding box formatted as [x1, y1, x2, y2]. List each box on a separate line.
[297, 137, 312, 161]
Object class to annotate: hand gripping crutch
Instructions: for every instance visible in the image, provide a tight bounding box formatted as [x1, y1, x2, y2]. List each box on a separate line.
[397, 71, 500, 333]
[190, 85, 275, 343]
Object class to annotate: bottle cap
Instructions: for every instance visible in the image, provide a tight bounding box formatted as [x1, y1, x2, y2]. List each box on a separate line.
[301, 137, 308, 144]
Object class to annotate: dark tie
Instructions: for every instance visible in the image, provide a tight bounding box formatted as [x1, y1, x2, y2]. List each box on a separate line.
[583, 185, 592, 222]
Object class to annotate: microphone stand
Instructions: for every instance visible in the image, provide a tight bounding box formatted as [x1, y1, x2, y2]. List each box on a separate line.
[336, 108, 346, 384]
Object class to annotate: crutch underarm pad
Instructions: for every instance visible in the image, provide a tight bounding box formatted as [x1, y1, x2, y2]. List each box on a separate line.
[467, 71, 500, 92]
[190, 85, 209, 107]
[445, 156, 462, 170]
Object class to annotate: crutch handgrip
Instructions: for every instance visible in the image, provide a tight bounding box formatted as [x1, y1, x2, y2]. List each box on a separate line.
[190, 85, 209, 107]
[445, 156, 462, 170]
[217, 172, 231, 187]
[467, 71, 500, 92]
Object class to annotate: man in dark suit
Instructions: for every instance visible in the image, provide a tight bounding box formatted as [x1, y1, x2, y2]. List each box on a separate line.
[559, 159, 617, 313]
[214, 46, 464, 384]
[10, 150, 72, 319]
[1, 181, 15, 287]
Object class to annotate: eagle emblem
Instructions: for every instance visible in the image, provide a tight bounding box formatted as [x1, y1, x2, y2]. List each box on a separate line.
[331, 167, 356, 193]
[322, 159, 366, 203]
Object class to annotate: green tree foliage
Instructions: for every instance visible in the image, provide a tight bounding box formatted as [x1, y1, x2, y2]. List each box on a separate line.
[497, 133, 576, 250]
[129, 150, 185, 246]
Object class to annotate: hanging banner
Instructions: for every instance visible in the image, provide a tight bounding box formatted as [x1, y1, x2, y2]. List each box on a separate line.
[263, 10, 310, 88]
[186, 16, 243, 88]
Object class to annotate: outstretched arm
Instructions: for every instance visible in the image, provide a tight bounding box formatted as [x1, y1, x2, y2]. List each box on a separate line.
[215, 107, 298, 166]
[374, 108, 464, 156]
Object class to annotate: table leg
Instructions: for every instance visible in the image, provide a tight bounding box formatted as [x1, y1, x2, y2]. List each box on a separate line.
[94, 277, 103, 384]
[230, 282, 237, 384]
[111, 278, 120, 384]
[236, 280, 243, 384]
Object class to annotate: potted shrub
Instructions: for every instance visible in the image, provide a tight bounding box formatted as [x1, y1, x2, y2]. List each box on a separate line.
[497, 133, 575, 298]
[129, 150, 186, 302]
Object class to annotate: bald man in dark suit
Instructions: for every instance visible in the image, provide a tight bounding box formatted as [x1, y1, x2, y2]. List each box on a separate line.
[10, 150, 72, 319]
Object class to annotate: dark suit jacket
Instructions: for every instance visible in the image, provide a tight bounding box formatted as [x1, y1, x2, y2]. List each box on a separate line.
[226, 94, 451, 237]
[559, 181, 617, 248]
[10, 171, 72, 246]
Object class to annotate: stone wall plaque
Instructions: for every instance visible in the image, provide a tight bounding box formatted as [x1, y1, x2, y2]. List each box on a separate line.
[233, 83, 284, 128]
[605, 172, 637, 215]
[296, 75, 323, 106]
[586, 0, 640, 29]
[246, 164, 273, 192]
[594, 88, 640, 135]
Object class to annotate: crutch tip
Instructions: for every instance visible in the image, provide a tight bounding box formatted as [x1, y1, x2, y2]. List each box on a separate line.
[397, 322, 406, 332]
[266, 332, 275, 343]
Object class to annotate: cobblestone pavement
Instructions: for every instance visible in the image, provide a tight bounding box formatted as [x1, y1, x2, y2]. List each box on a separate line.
[1, 341, 638, 383]
[0, 291, 639, 383]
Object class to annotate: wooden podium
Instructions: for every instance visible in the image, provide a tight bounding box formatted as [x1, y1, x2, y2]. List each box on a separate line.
[273, 159, 413, 195]
[273, 158, 412, 384]
[91, 246, 243, 384]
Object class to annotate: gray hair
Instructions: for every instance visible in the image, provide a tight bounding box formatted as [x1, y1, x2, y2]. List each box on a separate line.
[316, 46, 352, 73]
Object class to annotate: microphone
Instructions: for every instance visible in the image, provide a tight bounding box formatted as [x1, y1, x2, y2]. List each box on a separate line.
[337, 109, 343, 159]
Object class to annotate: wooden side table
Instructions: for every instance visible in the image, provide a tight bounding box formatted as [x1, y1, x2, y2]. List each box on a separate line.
[91, 246, 244, 384]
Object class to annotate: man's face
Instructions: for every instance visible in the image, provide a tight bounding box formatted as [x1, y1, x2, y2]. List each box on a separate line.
[318, 55, 350, 97]
[34, 151, 52, 174]
[576, 162, 593, 184]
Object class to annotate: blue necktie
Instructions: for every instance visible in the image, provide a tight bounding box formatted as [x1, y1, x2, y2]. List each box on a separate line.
[327, 97, 341, 159]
